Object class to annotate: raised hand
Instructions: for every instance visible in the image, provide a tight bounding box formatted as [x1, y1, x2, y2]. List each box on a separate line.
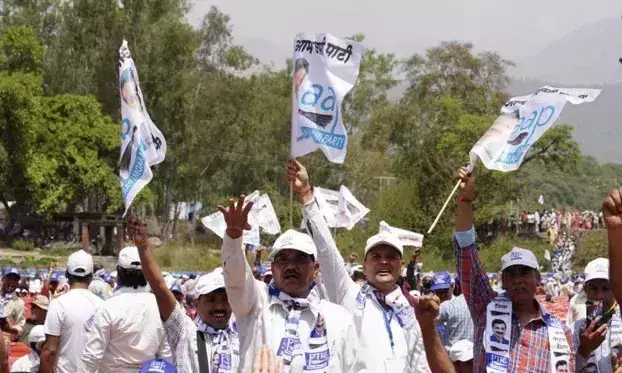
[413, 294, 441, 327]
[457, 167, 476, 203]
[578, 318, 607, 358]
[603, 187, 622, 230]
[286, 159, 313, 204]
[218, 195, 254, 239]
[252, 345, 284, 373]
[126, 215, 148, 250]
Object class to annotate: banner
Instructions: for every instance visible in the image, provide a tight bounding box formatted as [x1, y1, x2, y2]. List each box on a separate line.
[379, 221, 424, 248]
[200, 191, 281, 245]
[468, 86, 601, 172]
[290, 33, 364, 163]
[301, 185, 369, 230]
[118, 40, 167, 215]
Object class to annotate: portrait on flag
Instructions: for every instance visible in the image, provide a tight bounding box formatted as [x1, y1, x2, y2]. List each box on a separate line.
[118, 40, 167, 215]
[290, 33, 363, 163]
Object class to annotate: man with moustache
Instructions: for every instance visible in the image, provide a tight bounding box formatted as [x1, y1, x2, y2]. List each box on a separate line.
[287, 159, 431, 373]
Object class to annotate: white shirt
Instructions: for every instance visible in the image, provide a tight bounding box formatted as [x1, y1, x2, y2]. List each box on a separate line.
[77, 286, 172, 373]
[10, 351, 39, 372]
[43, 288, 104, 373]
[222, 235, 365, 373]
[303, 201, 431, 373]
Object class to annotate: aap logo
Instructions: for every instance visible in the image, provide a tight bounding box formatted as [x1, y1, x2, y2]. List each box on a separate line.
[510, 251, 523, 261]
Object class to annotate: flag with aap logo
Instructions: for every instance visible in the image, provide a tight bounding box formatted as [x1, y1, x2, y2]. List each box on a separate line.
[118, 40, 167, 215]
[468, 86, 600, 172]
[291, 33, 364, 163]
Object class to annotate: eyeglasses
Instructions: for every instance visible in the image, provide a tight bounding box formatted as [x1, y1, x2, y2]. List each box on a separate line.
[273, 255, 313, 266]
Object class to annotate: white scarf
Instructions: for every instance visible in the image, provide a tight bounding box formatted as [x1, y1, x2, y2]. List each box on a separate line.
[582, 306, 622, 373]
[355, 282, 416, 329]
[485, 293, 571, 373]
[195, 317, 237, 373]
[268, 282, 329, 373]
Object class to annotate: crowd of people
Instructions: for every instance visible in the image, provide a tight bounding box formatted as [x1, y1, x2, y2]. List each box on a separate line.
[0, 161, 620, 372]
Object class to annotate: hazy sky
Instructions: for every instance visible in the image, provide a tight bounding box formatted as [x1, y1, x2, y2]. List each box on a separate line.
[189, 0, 622, 64]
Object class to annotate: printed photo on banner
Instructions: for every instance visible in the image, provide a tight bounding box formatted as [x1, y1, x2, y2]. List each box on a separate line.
[290, 33, 364, 164]
[469, 86, 601, 172]
[118, 40, 167, 215]
[485, 296, 512, 372]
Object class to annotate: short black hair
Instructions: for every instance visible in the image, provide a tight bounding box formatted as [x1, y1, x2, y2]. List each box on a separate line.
[351, 271, 365, 282]
[117, 266, 147, 289]
[294, 58, 309, 73]
[66, 271, 92, 286]
[555, 360, 567, 369]
[492, 319, 506, 327]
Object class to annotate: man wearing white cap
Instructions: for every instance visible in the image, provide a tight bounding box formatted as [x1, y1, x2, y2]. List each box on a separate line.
[572, 257, 620, 373]
[287, 160, 431, 373]
[77, 246, 171, 373]
[454, 168, 574, 373]
[449, 339, 474, 373]
[219, 195, 364, 372]
[11, 325, 45, 372]
[41, 250, 103, 373]
[127, 214, 240, 373]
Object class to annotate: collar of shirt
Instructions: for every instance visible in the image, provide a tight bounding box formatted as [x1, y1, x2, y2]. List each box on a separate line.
[3, 291, 16, 300]
[114, 285, 150, 296]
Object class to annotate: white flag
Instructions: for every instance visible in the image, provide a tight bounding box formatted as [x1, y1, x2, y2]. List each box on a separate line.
[290, 33, 364, 163]
[201, 191, 260, 245]
[379, 221, 424, 248]
[544, 249, 551, 261]
[468, 86, 601, 172]
[118, 40, 167, 215]
[200, 191, 281, 245]
[251, 194, 281, 235]
[538, 195, 544, 205]
[301, 185, 369, 230]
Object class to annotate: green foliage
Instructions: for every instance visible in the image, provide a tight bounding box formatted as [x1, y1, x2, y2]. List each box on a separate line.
[573, 230, 608, 272]
[11, 239, 34, 251]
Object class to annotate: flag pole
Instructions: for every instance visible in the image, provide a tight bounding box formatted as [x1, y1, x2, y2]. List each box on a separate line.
[427, 179, 461, 234]
[289, 182, 294, 229]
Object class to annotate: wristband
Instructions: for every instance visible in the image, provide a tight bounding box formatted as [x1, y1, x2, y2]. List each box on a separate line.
[458, 196, 473, 204]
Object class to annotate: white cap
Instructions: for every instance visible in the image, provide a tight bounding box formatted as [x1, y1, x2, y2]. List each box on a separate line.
[67, 250, 93, 277]
[584, 258, 609, 282]
[268, 230, 317, 260]
[196, 271, 225, 297]
[500, 247, 538, 271]
[364, 231, 404, 256]
[449, 340, 474, 362]
[118, 246, 141, 269]
[28, 325, 45, 343]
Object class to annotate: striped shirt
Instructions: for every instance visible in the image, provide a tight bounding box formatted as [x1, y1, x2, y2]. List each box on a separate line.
[437, 294, 474, 348]
[454, 227, 575, 373]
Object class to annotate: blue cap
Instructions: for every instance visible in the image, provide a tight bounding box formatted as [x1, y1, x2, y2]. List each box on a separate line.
[139, 359, 177, 373]
[170, 284, 183, 294]
[430, 271, 452, 291]
[3, 267, 20, 279]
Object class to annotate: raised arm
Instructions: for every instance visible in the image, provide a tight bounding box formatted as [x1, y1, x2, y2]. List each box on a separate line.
[415, 295, 456, 373]
[287, 160, 356, 305]
[603, 187, 622, 305]
[220, 195, 262, 317]
[127, 216, 177, 321]
[454, 168, 495, 321]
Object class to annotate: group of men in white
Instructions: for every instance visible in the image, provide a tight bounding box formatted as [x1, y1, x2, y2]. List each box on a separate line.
[1, 160, 622, 373]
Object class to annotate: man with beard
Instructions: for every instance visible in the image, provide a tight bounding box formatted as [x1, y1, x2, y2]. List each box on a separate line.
[126, 216, 238, 373]
[286, 160, 431, 373]
[454, 168, 574, 373]
[220, 195, 364, 372]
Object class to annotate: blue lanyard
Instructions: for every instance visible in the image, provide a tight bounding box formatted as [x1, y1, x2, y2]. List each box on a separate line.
[381, 307, 395, 350]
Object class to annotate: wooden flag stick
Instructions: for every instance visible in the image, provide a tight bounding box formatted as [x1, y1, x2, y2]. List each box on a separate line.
[289, 182, 294, 229]
[427, 179, 461, 234]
